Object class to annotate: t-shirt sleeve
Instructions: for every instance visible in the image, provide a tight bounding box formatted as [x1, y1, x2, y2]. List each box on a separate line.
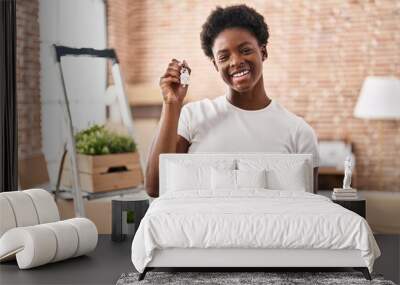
[295, 121, 319, 168]
[177, 104, 191, 142]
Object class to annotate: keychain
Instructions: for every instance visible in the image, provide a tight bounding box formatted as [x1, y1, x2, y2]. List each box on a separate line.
[180, 66, 190, 87]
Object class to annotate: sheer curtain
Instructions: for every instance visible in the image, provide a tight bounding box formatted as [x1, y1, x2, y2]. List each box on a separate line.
[0, 0, 17, 192]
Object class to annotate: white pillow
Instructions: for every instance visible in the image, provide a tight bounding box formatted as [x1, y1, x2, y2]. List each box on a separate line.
[167, 160, 235, 192]
[237, 169, 267, 189]
[211, 168, 236, 190]
[238, 159, 308, 192]
[167, 163, 210, 191]
[266, 163, 307, 191]
[211, 169, 268, 190]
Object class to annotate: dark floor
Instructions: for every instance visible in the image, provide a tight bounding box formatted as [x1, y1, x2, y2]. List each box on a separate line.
[0, 235, 134, 285]
[0, 235, 399, 285]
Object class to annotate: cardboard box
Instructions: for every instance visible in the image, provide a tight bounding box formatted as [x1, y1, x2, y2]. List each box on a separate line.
[19, 154, 49, 189]
[56, 197, 112, 234]
[56, 191, 150, 235]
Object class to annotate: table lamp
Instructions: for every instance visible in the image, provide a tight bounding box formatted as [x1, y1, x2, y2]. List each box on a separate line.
[353, 76, 400, 189]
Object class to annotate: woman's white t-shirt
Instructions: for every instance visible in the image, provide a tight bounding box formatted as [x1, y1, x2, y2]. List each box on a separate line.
[177, 95, 319, 167]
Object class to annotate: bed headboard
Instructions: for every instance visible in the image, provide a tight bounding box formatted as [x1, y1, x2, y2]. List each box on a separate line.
[159, 153, 314, 196]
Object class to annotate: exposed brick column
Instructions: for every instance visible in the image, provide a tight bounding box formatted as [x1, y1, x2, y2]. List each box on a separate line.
[107, 0, 147, 84]
[16, 0, 41, 160]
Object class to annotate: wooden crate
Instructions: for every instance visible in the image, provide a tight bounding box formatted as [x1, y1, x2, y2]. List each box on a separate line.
[61, 152, 143, 193]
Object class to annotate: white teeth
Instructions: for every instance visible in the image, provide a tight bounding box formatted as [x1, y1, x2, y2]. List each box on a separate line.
[232, 70, 249, 77]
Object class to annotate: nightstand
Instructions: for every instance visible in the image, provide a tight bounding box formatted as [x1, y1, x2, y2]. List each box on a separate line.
[112, 194, 149, 242]
[331, 197, 366, 218]
[317, 190, 366, 218]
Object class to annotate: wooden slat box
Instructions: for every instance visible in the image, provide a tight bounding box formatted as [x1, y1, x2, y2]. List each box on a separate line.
[61, 152, 143, 193]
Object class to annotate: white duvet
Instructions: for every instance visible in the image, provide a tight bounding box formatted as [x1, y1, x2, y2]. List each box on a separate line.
[131, 190, 380, 273]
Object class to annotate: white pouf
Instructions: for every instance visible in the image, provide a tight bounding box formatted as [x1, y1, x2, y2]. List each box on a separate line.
[42, 221, 79, 262]
[1, 191, 39, 227]
[0, 189, 98, 269]
[0, 196, 16, 237]
[64, 218, 98, 257]
[25, 189, 60, 223]
[0, 225, 57, 269]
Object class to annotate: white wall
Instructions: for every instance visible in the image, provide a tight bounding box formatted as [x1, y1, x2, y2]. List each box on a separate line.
[39, 0, 107, 186]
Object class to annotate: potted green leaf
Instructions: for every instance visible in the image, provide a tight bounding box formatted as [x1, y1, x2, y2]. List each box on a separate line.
[61, 124, 143, 192]
[125, 210, 136, 236]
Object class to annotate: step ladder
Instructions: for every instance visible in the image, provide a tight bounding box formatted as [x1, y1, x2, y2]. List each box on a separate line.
[54, 45, 145, 217]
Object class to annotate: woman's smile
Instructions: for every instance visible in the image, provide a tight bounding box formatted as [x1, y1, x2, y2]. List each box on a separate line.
[231, 69, 251, 83]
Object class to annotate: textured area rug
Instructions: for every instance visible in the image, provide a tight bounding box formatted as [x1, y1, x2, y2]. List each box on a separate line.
[116, 271, 395, 285]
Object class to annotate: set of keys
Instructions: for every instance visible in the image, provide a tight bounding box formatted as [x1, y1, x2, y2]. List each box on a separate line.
[180, 65, 190, 87]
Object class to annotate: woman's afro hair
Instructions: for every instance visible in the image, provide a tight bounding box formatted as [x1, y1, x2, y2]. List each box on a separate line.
[200, 4, 269, 59]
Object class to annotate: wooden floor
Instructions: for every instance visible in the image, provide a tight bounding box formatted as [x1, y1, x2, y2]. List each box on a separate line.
[0, 235, 398, 285]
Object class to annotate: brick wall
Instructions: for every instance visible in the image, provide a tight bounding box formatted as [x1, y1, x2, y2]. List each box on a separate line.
[16, 0, 42, 160]
[107, 0, 147, 84]
[109, 0, 400, 191]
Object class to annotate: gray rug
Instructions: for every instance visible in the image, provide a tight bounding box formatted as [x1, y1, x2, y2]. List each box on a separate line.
[116, 271, 396, 285]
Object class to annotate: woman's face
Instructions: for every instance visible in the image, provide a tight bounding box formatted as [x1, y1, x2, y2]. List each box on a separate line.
[211, 28, 267, 93]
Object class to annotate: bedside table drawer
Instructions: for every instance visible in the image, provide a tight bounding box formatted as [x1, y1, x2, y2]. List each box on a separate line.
[333, 200, 366, 218]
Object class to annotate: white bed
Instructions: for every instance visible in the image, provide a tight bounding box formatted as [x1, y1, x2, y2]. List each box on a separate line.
[131, 153, 380, 280]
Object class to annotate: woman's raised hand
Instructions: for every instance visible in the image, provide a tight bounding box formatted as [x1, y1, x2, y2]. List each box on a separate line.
[159, 59, 191, 104]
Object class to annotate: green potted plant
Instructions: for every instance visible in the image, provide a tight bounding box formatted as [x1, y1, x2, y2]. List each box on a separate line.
[126, 210, 136, 236]
[61, 124, 143, 192]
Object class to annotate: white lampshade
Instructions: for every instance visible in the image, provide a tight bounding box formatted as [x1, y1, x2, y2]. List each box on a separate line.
[354, 76, 400, 119]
